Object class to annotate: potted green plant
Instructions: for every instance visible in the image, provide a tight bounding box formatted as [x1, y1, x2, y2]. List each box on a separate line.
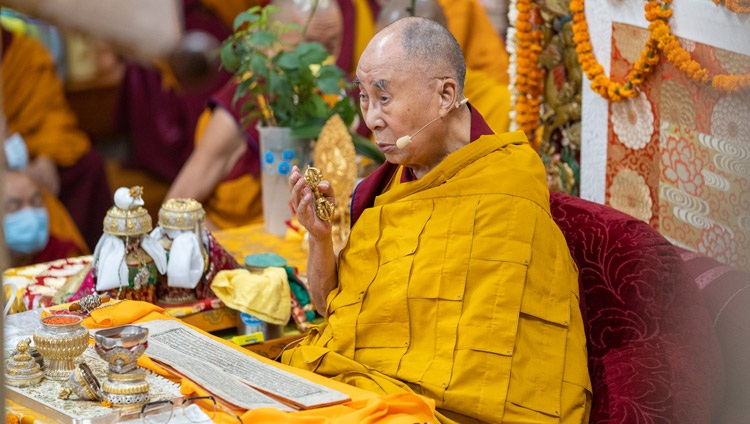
[219, 3, 381, 235]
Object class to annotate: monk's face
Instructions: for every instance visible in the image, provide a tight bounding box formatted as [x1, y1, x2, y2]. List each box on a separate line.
[4, 171, 44, 214]
[355, 31, 447, 168]
[278, 3, 343, 58]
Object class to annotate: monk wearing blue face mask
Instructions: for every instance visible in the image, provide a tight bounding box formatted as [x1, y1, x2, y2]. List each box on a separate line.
[3, 170, 85, 268]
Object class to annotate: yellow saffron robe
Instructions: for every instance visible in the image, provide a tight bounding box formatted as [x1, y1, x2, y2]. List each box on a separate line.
[437, 0, 509, 85]
[464, 68, 511, 133]
[283, 131, 591, 423]
[2, 30, 90, 167]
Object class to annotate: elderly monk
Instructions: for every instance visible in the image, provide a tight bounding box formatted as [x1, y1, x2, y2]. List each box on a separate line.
[165, 0, 346, 230]
[1, 27, 111, 250]
[376, 0, 510, 133]
[3, 170, 87, 268]
[285, 17, 591, 423]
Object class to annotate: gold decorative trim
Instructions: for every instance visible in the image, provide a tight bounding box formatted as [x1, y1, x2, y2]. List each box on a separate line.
[102, 380, 150, 395]
[158, 198, 205, 230]
[103, 206, 152, 236]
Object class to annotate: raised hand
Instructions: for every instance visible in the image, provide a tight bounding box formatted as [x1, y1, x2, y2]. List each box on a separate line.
[288, 165, 334, 239]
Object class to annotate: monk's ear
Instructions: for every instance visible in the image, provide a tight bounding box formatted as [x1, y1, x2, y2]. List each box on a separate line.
[438, 77, 458, 116]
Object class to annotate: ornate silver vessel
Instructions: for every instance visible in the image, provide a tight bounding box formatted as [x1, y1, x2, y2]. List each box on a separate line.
[94, 325, 151, 406]
[33, 315, 89, 380]
[5, 339, 44, 387]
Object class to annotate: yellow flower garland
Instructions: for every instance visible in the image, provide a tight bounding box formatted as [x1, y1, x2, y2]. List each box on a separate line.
[651, 1, 750, 92]
[514, 0, 545, 140]
[570, 0, 750, 101]
[571, 0, 667, 102]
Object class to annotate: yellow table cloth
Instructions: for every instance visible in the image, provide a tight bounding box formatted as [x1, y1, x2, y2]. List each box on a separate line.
[212, 224, 309, 274]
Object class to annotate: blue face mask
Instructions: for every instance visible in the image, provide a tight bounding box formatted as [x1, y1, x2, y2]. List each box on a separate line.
[3, 207, 49, 254]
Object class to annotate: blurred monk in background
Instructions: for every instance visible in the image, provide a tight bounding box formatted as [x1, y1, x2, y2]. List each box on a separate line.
[3, 170, 87, 268]
[165, 0, 351, 231]
[1, 26, 111, 250]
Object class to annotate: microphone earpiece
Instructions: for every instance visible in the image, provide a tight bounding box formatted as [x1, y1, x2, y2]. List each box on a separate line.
[396, 135, 412, 149]
[396, 98, 469, 149]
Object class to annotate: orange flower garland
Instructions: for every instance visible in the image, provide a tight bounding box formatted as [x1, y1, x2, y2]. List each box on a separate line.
[651, 1, 750, 92]
[571, 0, 667, 102]
[514, 0, 545, 140]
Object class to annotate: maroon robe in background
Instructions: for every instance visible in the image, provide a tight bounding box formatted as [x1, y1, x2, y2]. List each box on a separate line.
[115, 0, 234, 181]
[58, 149, 112, 250]
[32, 235, 85, 264]
[335, 0, 380, 75]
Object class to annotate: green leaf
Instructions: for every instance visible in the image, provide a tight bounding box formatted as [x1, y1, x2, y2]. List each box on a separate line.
[277, 52, 300, 70]
[352, 133, 386, 163]
[310, 95, 328, 117]
[291, 123, 324, 139]
[220, 43, 240, 72]
[295, 42, 329, 65]
[316, 76, 342, 94]
[317, 64, 344, 79]
[233, 7, 261, 31]
[249, 55, 267, 78]
[250, 30, 275, 47]
[331, 98, 356, 127]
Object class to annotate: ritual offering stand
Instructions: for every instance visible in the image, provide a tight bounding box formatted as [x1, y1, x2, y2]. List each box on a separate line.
[94, 325, 151, 406]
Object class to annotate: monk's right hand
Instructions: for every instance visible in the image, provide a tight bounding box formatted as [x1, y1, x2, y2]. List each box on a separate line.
[289, 165, 333, 239]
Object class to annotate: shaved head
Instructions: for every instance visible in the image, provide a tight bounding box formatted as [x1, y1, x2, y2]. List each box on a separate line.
[373, 17, 465, 93]
[376, 0, 448, 31]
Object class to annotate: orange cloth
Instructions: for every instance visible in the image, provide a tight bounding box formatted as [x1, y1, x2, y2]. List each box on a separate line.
[436, 0, 509, 85]
[79, 300, 437, 423]
[81, 300, 164, 329]
[1, 29, 90, 167]
[42, 191, 89, 254]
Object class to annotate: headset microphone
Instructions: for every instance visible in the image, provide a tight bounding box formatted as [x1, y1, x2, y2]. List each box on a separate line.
[395, 98, 469, 149]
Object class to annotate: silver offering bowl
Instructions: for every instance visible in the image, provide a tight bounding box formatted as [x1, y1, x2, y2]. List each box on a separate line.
[32, 315, 89, 380]
[94, 325, 149, 374]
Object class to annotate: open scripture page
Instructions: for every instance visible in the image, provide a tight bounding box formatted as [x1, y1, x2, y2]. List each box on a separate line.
[138, 320, 351, 410]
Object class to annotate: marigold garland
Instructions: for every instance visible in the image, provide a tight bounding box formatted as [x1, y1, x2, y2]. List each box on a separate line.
[651, 1, 750, 92]
[571, 0, 668, 102]
[514, 0, 545, 140]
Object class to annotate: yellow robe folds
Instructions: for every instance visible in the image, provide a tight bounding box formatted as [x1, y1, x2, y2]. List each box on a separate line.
[284, 131, 591, 423]
[2, 30, 90, 167]
[437, 0, 509, 85]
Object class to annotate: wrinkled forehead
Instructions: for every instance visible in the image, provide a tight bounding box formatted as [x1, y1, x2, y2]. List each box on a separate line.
[3, 172, 40, 203]
[356, 32, 418, 86]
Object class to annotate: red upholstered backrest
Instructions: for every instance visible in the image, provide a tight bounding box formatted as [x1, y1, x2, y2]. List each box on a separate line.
[675, 247, 750, 424]
[549, 192, 725, 424]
